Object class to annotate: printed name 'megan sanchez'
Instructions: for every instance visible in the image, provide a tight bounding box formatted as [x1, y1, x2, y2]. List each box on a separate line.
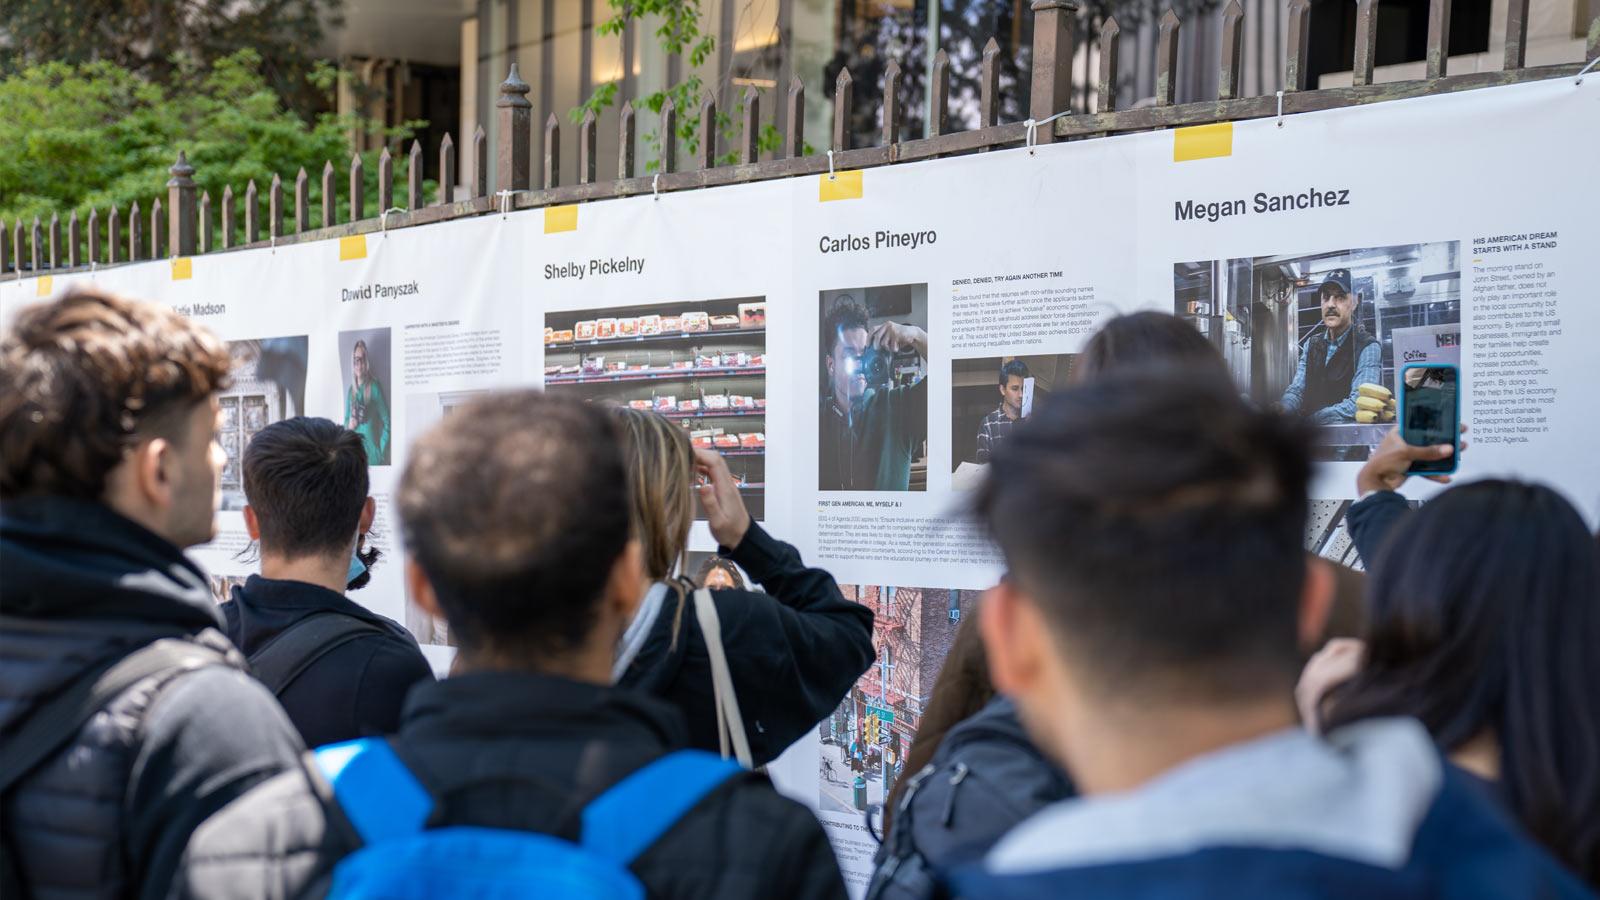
[1175, 188, 1352, 223]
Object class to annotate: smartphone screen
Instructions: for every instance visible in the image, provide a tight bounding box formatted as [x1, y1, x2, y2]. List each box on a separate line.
[1400, 364, 1459, 474]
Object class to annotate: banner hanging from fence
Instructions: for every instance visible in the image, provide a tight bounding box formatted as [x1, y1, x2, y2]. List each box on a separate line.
[4, 75, 1596, 895]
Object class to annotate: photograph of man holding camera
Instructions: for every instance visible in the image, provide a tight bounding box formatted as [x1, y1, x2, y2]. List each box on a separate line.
[818, 292, 929, 491]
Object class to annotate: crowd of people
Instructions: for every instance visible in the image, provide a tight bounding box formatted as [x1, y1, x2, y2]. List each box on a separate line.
[1, 289, 1596, 899]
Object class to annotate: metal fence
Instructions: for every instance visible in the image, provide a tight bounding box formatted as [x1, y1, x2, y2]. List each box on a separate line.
[4, 0, 1597, 277]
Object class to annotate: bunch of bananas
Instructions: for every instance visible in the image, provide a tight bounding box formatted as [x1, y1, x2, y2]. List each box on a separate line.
[1353, 383, 1397, 424]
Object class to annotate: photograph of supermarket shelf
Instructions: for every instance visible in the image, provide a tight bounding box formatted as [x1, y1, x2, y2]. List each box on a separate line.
[219, 336, 308, 511]
[338, 327, 394, 467]
[950, 353, 1078, 489]
[819, 584, 982, 814]
[1175, 241, 1460, 462]
[1306, 496, 1423, 571]
[819, 284, 929, 492]
[544, 296, 767, 520]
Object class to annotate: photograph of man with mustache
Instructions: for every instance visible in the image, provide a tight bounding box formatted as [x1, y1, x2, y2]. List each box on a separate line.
[1278, 269, 1380, 424]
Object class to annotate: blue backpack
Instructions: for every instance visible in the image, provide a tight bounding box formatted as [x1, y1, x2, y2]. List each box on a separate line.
[311, 738, 743, 899]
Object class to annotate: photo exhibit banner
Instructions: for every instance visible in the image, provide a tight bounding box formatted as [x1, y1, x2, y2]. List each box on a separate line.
[3, 75, 1595, 895]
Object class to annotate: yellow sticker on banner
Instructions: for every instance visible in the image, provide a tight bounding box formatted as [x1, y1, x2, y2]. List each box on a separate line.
[339, 235, 367, 261]
[544, 206, 579, 234]
[819, 170, 864, 202]
[171, 257, 193, 281]
[1173, 122, 1234, 162]
[35, 275, 53, 297]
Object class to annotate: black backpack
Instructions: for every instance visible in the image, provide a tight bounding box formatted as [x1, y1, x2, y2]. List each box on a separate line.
[244, 611, 387, 697]
[864, 699, 1073, 900]
[0, 638, 228, 899]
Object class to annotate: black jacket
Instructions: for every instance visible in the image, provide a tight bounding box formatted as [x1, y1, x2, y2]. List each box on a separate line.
[0, 497, 303, 900]
[173, 671, 849, 900]
[618, 522, 875, 766]
[1303, 324, 1378, 416]
[1346, 489, 1411, 568]
[221, 575, 433, 748]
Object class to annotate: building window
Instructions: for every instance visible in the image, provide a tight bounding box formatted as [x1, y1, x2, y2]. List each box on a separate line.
[1306, 0, 1491, 87]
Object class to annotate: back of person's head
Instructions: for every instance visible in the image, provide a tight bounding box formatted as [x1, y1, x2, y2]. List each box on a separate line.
[398, 391, 634, 664]
[0, 289, 231, 545]
[976, 366, 1316, 709]
[612, 407, 694, 582]
[1073, 311, 1229, 384]
[1325, 480, 1600, 881]
[242, 417, 368, 561]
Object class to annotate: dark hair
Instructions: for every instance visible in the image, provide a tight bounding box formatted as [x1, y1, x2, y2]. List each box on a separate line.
[0, 289, 231, 499]
[1324, 481, 1600, 882]
[822, 295, 871, 357]
[1074, 311, 1229, 385]
[975, 365, 1314, 699]
[242, 417, 368, 559]
[999, 359, 1031, 386]
[694, 555, 747, 590]
[398, 390, 632, 661]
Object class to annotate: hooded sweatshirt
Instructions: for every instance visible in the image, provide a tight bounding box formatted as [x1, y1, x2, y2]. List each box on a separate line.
[950, 717, 1594, 899]
[0, 496, 303, 900]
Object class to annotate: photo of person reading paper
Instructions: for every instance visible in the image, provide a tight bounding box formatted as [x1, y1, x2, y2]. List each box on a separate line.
[818, 288, 929, 492]
[1278, 268, 1380, 424]
[975, 359, 1030, 463]
[951, 354, 1076, 489]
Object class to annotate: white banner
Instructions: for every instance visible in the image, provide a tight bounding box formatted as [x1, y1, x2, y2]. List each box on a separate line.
[4, 76, 1596, 894]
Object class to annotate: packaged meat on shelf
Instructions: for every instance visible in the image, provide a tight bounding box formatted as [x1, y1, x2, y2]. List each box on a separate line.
[542, 294, 769, 521]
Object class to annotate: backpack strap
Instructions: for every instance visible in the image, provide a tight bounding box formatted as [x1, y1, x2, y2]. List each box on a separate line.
[311, 738, 434, 846]
[1, 638, 226, 798]
[248, 612, 386, 697]
[580, 750, 742, 866]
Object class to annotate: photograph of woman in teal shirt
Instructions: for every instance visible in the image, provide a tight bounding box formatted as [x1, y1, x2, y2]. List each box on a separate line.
[344, 338, 390, 465]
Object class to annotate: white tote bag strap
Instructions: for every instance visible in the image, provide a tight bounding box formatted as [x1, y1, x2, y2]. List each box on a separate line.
[692, 587, 754, 768]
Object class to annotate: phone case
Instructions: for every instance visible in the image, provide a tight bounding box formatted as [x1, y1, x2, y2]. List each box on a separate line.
[1399, 362, 1459, 476]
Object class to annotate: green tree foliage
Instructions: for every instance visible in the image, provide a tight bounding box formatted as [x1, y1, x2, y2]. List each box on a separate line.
[0, 0, 344, 117]
[0, 51, 423, 249]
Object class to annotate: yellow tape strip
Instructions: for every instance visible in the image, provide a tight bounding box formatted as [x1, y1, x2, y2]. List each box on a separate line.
[544, 205, 579, 234]
[35, 275, 53, 297]
[819, 170, 864, 202]
[1173, 122, 1234, 162]
[171, 257, 193, 281]
[339, 235, 367, 261]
